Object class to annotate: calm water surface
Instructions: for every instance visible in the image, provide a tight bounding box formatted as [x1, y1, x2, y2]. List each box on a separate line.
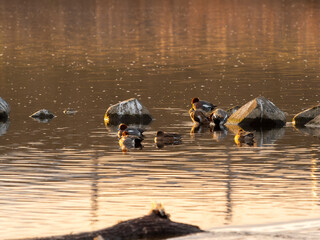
[0, 0, 320, 239]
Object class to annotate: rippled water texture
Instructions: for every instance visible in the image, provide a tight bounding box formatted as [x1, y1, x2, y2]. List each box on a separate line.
[0, 0, 319, 239]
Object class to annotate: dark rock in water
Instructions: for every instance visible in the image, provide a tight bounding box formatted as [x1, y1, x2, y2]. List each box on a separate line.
[26, 205, 203, 240]
[293, 105, 320, 126]
[226, 96, 286, 129]
[30, 109, 56, 122]
[305, 114, 320, 128]
[0, 119, 10, 136]
[295, 125, 320, 139]
[105, 98, 153, 125]
[0, 97, 10, 120]
[226, 106, 240, 117]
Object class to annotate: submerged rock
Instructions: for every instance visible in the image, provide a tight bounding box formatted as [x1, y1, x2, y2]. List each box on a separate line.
[293, 105, 320, 126]
[0, 97, 10, 120]
[226, 96, 286, 129]
[30, 109, 56, 122]
[63, 108, 78, 115]
[305, 114, 320, 128]
[105, 98, 153, 125]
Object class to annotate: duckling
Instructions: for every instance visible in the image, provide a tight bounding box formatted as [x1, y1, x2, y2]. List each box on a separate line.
[118, 123, 144, 139]
[189, 108, 211, 125]
[191, 97, 217, 113]
[119, 131, 143, 152]
[210, 108, 228, 126]
[154, 131, 182, 148]
[234, 129, 255, 146]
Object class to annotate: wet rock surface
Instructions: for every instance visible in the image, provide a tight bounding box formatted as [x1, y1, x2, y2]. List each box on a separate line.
[293, 105, 320, 126]
[226, 97, 286, 129]
[305, 114, 320, 128]
[105, 98, 153, 125]
[0, 119, 10, 136]
[30, 109, 56, 122]
[0, 97, 10, 120]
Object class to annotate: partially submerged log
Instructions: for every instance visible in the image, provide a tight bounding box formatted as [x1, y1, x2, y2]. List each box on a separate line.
[226, 96, 286, 129]
[293, 105, 320, 127]
[26, 204, 203, 240]
[0, 97, 10, 120]
[105, 98, 153, 125]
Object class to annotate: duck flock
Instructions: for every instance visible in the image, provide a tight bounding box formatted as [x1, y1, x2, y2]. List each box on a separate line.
[118, 97, 254, 151]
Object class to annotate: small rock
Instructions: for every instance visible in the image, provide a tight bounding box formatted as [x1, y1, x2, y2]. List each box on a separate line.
[226, 96, 286, 129]
[105, 98, 152, 125]
[305, 114, 320, 128]
[63, 108, 78, 115]
[0, 97, 10, 120]
[293, 105, 320, 126]
[30, 109, 56, 120]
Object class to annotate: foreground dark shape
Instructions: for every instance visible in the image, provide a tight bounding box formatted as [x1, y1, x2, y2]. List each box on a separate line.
[27, 207, 203, 240]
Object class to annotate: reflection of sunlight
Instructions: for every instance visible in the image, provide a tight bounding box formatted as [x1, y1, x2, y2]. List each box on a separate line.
[311, 157, 318, 205]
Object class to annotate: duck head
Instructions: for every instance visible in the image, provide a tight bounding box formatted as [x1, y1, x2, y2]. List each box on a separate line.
[119, 123, 128, 131]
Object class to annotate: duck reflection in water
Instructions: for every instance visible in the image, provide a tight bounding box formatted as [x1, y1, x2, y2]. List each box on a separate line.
[154, 131, 182, 149]
[210, 124, 228, 142]
[117, 123, 145, 139]
[234, 129, 255, 147]
[119, 131, 143, 152]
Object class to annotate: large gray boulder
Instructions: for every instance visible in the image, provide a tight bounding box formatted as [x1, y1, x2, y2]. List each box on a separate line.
[226, 96, 286, 129]
[0, 97, 10, 120]
[105, 98, 153, 125]
[292, 105, 320, 126]
[305, 114, 320, 128]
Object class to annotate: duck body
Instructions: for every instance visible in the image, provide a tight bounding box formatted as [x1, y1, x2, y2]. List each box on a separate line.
[191, 97, 216, 113]
[119, 131, 143, 151]
[234, 129, 255, 146]
[154, 131, 182, 148]
[118, 123, 144, 139]
[210, 108, 228, 126]
[189, 108, 211, 125]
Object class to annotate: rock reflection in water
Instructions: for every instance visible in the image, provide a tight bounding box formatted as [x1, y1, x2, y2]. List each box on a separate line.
[294, 126, 320, 139]
[0, 120, 10, 136]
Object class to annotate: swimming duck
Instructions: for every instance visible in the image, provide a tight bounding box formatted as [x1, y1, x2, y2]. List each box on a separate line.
[191, 97, 217, 113]
[154, 131, 182, 148]
[118, 123, 144, 139]
[210, 108, 228, 126]
[189, 108, 211, 125]
[234, 129, 255, 146]
[119, 131, 143, 151]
